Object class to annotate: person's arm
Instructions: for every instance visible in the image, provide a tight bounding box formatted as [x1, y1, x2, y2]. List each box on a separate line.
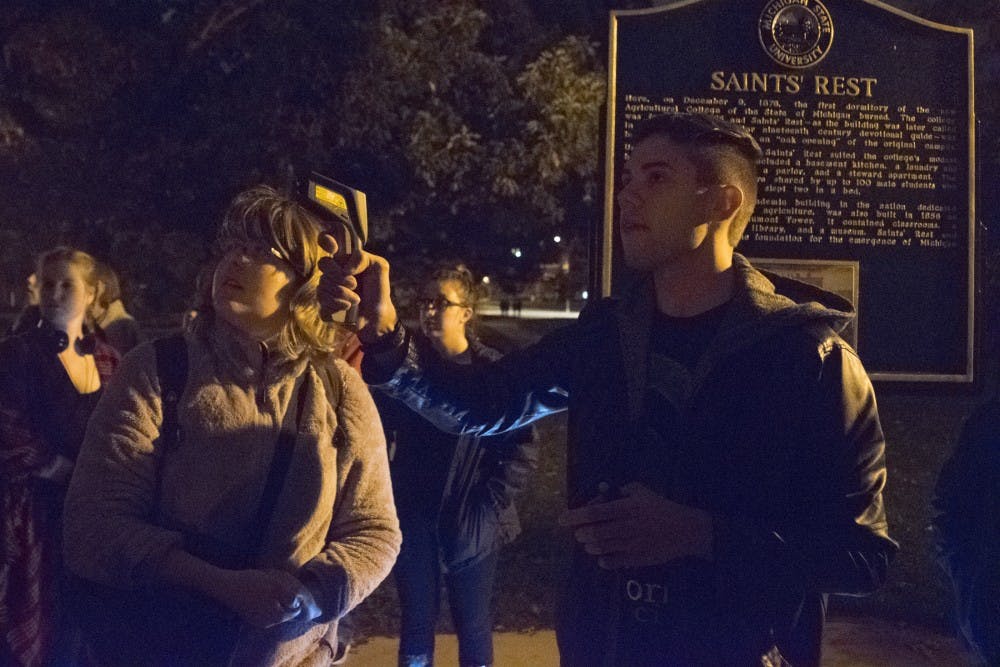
[296, 360, 401, 621]
[560, 342, 897, 585]
[63, 343, 187, 588]
[151, 548, 308, 628]
[319, 245, 575, 437]
[484, 424, 540, 509]
[0, 337, 59, 482]
[362, 319, 587, 438]
[933, 406, 987, 578]
[933, 403, 1000, 664]
[712, 343, 898, 598]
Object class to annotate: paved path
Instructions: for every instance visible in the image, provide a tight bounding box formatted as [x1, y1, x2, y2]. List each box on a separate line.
[345, 618, 978, 666]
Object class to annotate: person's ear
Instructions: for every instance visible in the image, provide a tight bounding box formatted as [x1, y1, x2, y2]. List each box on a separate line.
[701, 184, 744, 223]
[459, 306, 473, 325]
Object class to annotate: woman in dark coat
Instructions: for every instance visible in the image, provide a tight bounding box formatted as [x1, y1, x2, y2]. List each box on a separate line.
[374, 265, 538, 667]
[0, 247, 119, 666]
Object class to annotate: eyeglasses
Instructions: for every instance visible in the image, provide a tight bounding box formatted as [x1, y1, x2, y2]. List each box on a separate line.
[417, 296, 466, 312]
[220, 240, 288, 265]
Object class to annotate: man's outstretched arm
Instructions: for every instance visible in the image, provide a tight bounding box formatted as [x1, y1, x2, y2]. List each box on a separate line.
[317, 240, 574, 437]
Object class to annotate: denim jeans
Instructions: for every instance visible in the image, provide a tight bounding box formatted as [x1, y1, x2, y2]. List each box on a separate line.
[394, 514, 498, 666]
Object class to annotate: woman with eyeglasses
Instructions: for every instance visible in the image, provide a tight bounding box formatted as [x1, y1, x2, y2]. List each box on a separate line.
[0, 246, 120, 666]
[372, 265, 538, 667]
[63, 185, 400, 665]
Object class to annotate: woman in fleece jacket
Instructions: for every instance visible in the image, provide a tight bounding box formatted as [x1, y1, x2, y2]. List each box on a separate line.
[63, 185, 400, 666]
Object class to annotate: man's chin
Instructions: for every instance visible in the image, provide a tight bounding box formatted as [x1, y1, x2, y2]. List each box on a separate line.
[622, 251, 656, 272]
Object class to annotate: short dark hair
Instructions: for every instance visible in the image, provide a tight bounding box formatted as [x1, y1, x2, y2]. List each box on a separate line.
[427, 263, 478, 337]
[631, 113, 761, 246]
[430, 263, 477, 308]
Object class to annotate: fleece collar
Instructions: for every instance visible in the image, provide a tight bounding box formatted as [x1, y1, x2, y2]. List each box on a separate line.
[205, 318, 309, 387]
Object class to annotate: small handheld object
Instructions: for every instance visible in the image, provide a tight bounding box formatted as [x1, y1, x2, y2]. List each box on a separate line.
[302, 172, 369, 326]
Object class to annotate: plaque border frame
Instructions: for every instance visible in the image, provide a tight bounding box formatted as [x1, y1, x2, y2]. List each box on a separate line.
[601, 0, 977, 383]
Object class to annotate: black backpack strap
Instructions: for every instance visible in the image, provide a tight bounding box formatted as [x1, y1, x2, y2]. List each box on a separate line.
[250, 378, 309, 561]
[252, 360, 342, 561]
[316, 359, 345, 449]
[151, 333, 188, 529]
[153, 333, 189, 452]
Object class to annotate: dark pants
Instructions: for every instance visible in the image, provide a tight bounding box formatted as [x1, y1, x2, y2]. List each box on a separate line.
[394, 515, 498, 666]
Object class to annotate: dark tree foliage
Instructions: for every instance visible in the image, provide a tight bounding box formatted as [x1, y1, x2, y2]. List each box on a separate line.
[0, 0, 608, 312]
[0, 0, 374, 311]
[331, 0, 605, 294]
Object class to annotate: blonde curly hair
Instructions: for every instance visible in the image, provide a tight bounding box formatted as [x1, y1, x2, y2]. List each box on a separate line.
[192, 184, 350, 359]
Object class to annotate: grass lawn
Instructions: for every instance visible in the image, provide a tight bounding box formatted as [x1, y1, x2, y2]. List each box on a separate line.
[350, 316, 985, 639]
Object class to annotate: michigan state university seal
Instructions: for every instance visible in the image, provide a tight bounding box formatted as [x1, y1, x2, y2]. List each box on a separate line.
[759, 0, 834, 68]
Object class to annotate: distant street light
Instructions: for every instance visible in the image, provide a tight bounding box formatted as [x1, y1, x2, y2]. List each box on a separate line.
[553, 235, 562, 243]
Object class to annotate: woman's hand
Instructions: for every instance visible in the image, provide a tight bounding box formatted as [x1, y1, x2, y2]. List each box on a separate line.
[152, 550, 322, 627]
[217, 568, 317, 628]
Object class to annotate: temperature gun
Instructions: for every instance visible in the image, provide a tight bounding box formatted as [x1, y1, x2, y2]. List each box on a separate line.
[302, 172, 369, 327]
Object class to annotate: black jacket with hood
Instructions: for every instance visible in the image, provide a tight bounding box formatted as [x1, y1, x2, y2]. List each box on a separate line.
[362, 254, 897, 666]
[373, 334, 538, 572]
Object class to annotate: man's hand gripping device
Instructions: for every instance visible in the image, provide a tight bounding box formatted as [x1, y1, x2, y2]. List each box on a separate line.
[302, 172, 369, 327]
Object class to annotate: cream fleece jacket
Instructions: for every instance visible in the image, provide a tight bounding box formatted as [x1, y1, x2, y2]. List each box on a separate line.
[64, 323, 400, 636]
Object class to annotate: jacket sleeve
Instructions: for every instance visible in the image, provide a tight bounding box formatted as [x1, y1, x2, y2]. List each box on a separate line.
[298, 360, 401, 620]
[713, 342, 897, 599]
[0, 338, 49, 481]
[932, 402, 1000, 664]
[63, 342, 185, 588]
[484, 425, 540, 509]
[360, 316, 595, 438]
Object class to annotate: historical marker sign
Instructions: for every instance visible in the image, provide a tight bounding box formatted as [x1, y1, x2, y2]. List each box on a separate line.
[602, 0, 975, 381]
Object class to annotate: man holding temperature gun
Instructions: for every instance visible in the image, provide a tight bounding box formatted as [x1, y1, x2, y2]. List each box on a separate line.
[317, 112, 897, 667]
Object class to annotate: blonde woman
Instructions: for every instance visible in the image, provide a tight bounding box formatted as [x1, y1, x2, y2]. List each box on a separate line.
[1, 247, 119, 666]
[64, 185, 400, 665]
[92, 261, 141, 355]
